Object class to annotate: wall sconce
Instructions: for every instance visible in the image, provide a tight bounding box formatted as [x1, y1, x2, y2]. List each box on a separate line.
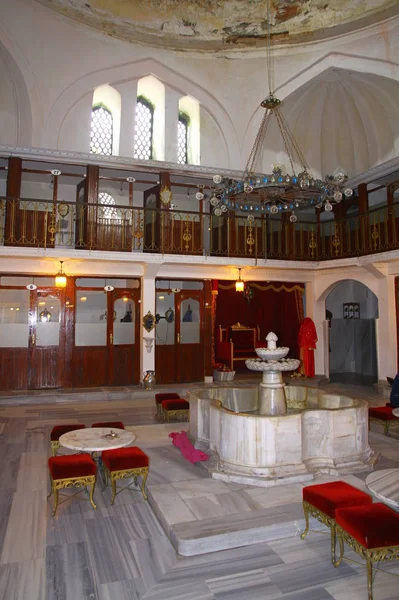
[55, 261, 67, 288]
[144, 337, 154, 353]
[235, 268, 244, 292]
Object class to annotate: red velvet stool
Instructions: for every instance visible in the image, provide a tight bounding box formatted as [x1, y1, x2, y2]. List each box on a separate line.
[102, 446, 149, 504]
[161, 398, 189, 422]
[48, 453, 97, 516]
[300, 481, 373, 562]
[335, 503, 399, 600]
[155, 392, 180, 417]
[369, 406, 399, 436]
[50, 424, 86, 456]
[91, 421, 125, 429]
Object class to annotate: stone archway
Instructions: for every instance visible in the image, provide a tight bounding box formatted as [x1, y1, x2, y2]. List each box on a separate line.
[325, 279, 378, 385]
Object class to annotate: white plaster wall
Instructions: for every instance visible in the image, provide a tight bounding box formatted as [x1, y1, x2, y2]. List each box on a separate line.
[326, 280, 378, 319]
[314, 266, 395, 381]
[200, 107, 229, 169]
[0, 52, 18, 146]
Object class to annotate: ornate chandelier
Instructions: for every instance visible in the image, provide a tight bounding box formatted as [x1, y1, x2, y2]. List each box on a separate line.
[208, 1, 353, 222]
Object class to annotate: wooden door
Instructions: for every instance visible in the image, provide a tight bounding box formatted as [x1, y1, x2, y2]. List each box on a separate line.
[176, 291, 204, 382]
[29, 288, 64, 388]
[107, 290, 140, 385]
[155, 289, 204, 384]
[0, 286, 30, 390]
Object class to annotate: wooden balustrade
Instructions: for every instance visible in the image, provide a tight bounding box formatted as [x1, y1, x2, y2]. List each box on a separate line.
[1, 196, 399, 261]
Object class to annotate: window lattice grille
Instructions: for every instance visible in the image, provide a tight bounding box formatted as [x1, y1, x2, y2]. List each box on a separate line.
[177, 117, 188, 164]
[90, 106, 113, 156]
[134, 99, 153, 160]
[99, 192, 118, 219]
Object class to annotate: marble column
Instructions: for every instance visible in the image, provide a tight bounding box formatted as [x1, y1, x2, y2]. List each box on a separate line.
[114, 81, 138, 158]
[141, 264, 161, 376]
[164, 88, 182, 163]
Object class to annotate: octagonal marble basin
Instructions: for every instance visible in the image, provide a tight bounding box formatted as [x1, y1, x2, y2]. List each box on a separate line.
[188, 385, 373, 487]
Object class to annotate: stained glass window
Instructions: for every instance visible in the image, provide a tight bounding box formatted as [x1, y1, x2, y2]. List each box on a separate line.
[99, 192, 118, 219]
[134, 97, 154, 160]
[177, 114, 188, 164]
[90, 105, 113, 155]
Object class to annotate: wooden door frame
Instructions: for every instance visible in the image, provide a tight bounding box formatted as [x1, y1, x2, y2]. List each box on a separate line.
[176, 289, 204, 382]
[107, 288, 141, 385]
[28, 286, 65, 389]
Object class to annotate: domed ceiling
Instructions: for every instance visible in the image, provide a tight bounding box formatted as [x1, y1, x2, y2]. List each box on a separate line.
[35, 0, 398, 51]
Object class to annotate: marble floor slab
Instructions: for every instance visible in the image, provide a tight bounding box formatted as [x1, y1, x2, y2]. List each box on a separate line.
[0, 384, 399, 599]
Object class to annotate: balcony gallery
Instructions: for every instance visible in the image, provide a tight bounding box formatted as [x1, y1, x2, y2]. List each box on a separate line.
[0, 154, 399, 262]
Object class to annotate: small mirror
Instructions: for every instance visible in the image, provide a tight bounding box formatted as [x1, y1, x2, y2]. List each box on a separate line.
[142, 311, 156, 333]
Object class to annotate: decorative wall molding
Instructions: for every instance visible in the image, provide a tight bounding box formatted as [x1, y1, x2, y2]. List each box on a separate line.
[1, 143, 398, 189]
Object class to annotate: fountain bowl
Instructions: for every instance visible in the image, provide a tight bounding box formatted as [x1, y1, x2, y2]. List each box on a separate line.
[188, 385, 373, 488]
[255, 346, 289, 361]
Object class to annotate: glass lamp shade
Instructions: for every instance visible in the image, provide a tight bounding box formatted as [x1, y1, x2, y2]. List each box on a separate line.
[235, 280, 244, 293]
[55, 273, 67, 288]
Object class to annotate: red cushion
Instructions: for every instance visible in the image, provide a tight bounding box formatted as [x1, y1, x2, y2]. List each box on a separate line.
[369, 406, 398, 421]
[336, 503, 399, 549]
[48, 453, 96, 480]
[102, 446, 149, 471]
[161, 399, 189, 411]
[303, 481, 372, 518]
[50, 424, 85, 441]
[155, 393, 180, 405]
[91, 422, 125, 429]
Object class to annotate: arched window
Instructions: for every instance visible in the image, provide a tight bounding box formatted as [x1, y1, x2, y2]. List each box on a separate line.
[90, 105, 113, 156]
[134, 96, 154, 160]
[98, 192, 118, 219]
[178, 113, 189, 164]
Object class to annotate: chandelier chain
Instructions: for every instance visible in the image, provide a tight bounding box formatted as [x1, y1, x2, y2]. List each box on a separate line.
[208, 0, 353, 217]
[266, 0, 274, 95]
[245, 110, 270, 175]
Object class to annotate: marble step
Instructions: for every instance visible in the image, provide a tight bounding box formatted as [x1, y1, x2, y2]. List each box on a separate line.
[148, 491, 324, 557]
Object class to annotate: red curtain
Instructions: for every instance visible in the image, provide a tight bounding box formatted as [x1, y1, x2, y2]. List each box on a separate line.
[215, 282, 304, 358]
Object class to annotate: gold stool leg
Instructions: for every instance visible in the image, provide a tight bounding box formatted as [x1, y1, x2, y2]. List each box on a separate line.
[333, 534, 344, 568]
[47, 473, 54, 500]
[331, 523, 337, 564]
[110, 476, 117, 505]
[300, 503, 309, 539]
[141, 469, 148, 500]
[366, 555, 373, 600]
[52, 485, 59, 516]
[89, 479, 97, 510]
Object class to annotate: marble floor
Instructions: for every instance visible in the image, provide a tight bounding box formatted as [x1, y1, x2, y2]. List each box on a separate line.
[0, 383, 399, 600]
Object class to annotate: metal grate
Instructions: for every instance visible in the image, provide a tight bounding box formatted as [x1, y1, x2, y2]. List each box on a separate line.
[177, 116, 188, 164]
[99, 192, 118, 219]
[134, 99, 153, 160]
[90, 106, 113, 155]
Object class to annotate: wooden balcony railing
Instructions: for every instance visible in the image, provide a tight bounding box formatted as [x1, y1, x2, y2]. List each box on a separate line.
[1, 196, 399, 261]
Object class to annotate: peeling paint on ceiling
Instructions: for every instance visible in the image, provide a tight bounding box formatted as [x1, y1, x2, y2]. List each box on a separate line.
[34, 0, 399, 51]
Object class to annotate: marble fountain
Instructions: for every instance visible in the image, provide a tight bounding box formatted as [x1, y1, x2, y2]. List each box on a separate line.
[189, 333, 373, 487]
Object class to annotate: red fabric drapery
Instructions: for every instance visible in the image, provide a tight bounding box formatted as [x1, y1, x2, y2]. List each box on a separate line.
[214, 282, 304, 359]
[298, 317, 318, 377]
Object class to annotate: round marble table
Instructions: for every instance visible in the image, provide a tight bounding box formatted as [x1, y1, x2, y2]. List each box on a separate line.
[393, 408, 399, 418]
[366, 468, 399, 509]
[59, 427, 136, 453]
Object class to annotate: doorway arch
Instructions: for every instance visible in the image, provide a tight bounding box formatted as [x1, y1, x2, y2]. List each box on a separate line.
[326, 280, 378, 385]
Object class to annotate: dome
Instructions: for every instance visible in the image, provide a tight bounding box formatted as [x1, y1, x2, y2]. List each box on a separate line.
[34, 0, 399, 52]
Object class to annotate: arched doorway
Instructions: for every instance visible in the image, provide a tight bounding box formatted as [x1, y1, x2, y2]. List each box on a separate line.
[326, 280, 378, 385]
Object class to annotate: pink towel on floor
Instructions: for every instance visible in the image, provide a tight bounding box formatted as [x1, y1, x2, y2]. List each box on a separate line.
[169, 431, 209, 463]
